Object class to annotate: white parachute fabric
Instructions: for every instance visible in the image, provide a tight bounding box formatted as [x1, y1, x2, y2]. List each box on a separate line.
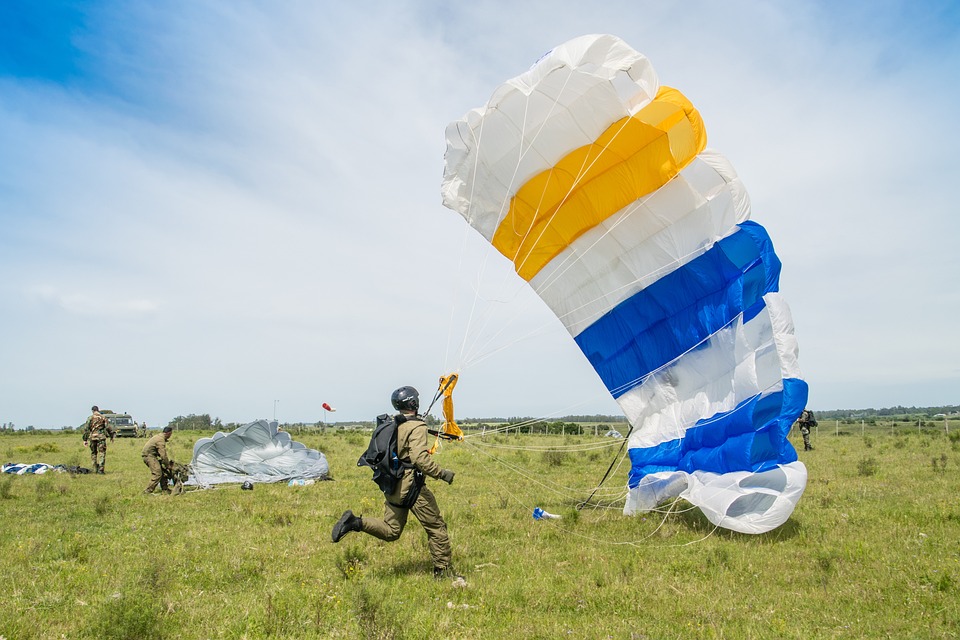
[188, 420, 329, 486]
[441, 34, 808, 534]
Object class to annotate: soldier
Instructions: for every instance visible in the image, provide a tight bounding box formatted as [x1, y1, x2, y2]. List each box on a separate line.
[798, 408, 817, 451]
[332, 386, 459, 579]
[142, 426, 174, 494]
[81, 405, 115, 474]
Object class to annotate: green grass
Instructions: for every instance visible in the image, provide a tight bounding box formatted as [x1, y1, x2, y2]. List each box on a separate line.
[0, 426, 958, 639]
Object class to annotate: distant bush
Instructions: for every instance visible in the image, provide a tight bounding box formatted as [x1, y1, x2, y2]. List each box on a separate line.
[542, 450, 568, 466]
[857, 457, 879, 477]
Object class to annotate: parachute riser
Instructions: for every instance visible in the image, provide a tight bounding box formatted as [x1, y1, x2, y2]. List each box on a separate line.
[426, 374, 463, 454]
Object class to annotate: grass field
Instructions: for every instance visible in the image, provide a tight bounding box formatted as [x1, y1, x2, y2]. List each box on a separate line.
[1, 424, 958, 639]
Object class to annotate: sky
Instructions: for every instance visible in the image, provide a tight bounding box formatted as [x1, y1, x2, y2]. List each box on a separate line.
[1, 0, 958, 429]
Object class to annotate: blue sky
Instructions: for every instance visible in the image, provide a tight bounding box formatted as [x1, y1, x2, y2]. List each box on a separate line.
[1, 1, 958, 429]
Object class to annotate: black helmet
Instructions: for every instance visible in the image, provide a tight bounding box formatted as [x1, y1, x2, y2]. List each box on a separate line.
[391, 386, 419, 413]
[241, 481, 254, 490]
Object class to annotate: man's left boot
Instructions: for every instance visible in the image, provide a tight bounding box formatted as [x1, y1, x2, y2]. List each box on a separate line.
[332, 510, 362, 543]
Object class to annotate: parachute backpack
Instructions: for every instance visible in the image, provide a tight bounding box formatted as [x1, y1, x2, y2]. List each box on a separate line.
[358, 413, 413, 496]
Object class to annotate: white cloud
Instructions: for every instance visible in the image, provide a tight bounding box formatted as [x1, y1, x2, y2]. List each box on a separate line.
[1, 1, 957, 428]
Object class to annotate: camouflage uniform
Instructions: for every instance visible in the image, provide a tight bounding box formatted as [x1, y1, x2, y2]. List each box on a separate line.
[82, 409, 115, 474]
[359, 416, 453, 571]
[141, 432, 171, 494]
[798, 409, 817, 451]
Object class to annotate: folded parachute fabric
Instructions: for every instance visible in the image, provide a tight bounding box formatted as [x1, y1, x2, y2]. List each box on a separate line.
[2, 463, 57, 475]
[187, 420, 329, 487]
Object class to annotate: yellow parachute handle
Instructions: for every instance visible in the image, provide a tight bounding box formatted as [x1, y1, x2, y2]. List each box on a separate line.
[429, 373, 463, 454]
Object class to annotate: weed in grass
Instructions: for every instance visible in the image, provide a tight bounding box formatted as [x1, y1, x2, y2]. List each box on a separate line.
[139, 561, 170, 593]
[85, 589, 168, 640]
[18, 442, 60, 455]
[0, 475, 14, 499]
[353, 585, 402, 639]
[857, 456, 879, 477]
[94, 494, 111, 516]
[542, 450, 568, 466]
[931, 453, 948, 474]
[706, 547, 730, 569]
[267, 510, 294, 527]
[496, 493, 509, 509]
[35, 477, 54, 499]
[337, 544, 367, 580]
[62, 537, 88, 562]
[921, 572, 954, 593]
[816, 552, 836, 590]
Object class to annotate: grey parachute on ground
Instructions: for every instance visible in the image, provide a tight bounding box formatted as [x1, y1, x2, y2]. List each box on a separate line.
[187, 420, 329, 487]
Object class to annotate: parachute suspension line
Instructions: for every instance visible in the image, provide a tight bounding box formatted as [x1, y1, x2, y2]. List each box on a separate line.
[576, 424, 634, 510]
[457, 108, 653, 371]
[453, 71, 590, 372]
[462, 437, 617, 501]
[449, 113, 497, 373]
[462, 439, 711, 549]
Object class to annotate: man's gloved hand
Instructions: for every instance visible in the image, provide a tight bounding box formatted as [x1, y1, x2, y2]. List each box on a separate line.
[439, 469, 455, 485]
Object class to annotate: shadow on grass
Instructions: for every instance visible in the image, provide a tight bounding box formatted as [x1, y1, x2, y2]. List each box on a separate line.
[384, 557, 439, 579]
[672, 502, 802, 542]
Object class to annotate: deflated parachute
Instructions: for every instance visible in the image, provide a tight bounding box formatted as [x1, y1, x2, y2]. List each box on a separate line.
[441, 34, 807, 534]
[188, 420, 329, 486]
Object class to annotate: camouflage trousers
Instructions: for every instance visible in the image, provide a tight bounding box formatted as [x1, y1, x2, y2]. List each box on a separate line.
[89, 438, 108, 472]
[800, 425, 812, 450]
[360, 484, 452, 570]
[142, 455, 169, 493]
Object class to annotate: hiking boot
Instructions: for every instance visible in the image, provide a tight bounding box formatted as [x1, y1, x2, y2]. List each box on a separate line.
[332, 510, 362, 543]
[433, 566, 464, 581]
[97, 468, 105, 475]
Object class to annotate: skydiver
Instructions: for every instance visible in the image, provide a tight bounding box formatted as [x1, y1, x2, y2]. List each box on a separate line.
[332, 386, 461, 580]
[797, 409, 817, 451]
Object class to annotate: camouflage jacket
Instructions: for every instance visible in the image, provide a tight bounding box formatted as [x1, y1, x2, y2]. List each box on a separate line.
[798, 410, 817, 427]
[141, 433, 170, 466]
[83, 411, 114, 442]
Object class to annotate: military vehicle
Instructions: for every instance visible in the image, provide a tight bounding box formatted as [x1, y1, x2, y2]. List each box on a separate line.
[102, 410, 142, 437]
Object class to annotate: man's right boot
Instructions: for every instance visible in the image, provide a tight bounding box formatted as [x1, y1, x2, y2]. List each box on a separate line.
[332, 510, 362, 543]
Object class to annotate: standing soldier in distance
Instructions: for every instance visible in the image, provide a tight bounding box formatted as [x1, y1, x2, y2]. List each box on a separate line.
[332, 386, 459, 579]
[142, 426, 174, 494]
[82, 405, 115, 474]
[798, 408, 817, 451]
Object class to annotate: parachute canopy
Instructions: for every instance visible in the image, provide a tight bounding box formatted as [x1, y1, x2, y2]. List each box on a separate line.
[188, 420, 329, 486]
[441, 34, 807, 534]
